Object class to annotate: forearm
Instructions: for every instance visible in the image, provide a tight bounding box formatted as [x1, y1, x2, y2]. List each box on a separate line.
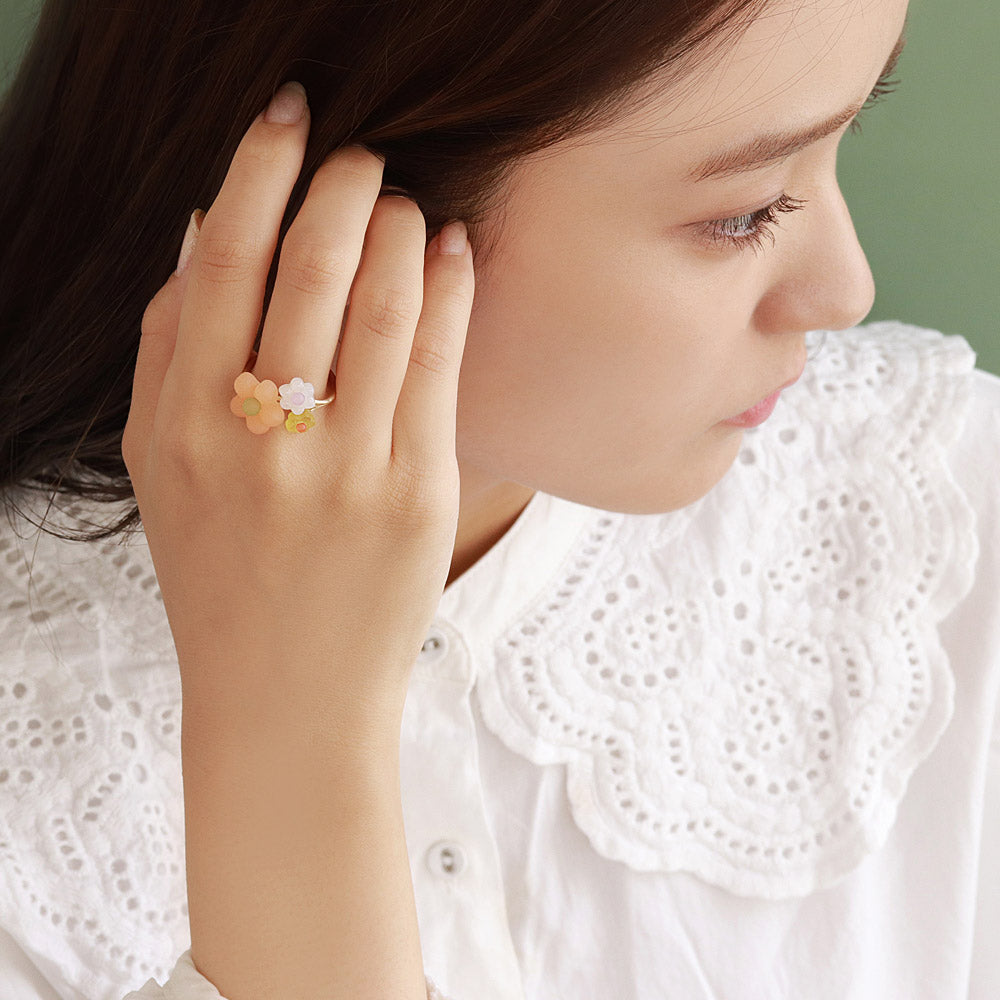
[180, 704, 426, 1000]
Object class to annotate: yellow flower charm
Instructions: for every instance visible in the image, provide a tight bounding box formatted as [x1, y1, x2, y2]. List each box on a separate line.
[230, 371, 286, 434]
[285, 408, 316, 434]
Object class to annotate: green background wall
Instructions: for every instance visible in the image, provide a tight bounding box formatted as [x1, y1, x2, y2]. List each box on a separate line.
[836, 0, 999, 376]
[2, 0, 997, 374]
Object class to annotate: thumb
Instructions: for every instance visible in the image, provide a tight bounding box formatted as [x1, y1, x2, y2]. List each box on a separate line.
[123, 209, 204, 470]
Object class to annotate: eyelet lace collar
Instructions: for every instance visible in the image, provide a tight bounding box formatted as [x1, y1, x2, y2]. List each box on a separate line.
[448, 322, 980, 898]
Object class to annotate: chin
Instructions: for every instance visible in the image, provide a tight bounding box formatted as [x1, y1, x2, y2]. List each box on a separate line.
[552, 429, 745, 516]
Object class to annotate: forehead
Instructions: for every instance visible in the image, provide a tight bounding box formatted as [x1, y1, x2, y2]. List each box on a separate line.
[565, 0, 908, 152]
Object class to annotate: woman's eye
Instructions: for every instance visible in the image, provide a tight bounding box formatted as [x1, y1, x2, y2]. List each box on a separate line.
[701, 193, 808, 255]
[694, 70, 901, 256]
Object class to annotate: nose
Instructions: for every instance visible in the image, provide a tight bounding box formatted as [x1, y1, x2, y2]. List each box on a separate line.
[752, 184, 876, 336]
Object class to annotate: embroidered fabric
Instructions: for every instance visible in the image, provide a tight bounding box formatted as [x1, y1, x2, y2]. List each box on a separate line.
[0, 476, 469, 991]
[120, 948, 452, 999]
[472, 321, 979, 898]
[0, 320, 980, 996]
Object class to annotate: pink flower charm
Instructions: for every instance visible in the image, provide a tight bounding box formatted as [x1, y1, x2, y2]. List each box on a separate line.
[279, 377, 316, 415]
[230, 372, 285, 434]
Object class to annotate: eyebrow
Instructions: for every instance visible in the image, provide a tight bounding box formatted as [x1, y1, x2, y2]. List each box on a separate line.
[684, 19, 908, 183]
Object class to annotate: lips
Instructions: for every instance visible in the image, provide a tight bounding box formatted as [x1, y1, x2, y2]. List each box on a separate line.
[727, 352, 808, 423]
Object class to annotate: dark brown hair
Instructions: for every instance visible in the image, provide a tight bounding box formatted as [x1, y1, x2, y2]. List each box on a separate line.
[0, 0, 768, 544]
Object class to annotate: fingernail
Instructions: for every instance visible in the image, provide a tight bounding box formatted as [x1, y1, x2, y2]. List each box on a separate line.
[437, 220, 468, 255]
[264, 81, 307, 125]
[175, 209, 205, 276]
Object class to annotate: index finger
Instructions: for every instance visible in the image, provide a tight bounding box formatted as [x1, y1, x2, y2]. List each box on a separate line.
[171, 84, 309, 399]
[168, 84, 320, 401]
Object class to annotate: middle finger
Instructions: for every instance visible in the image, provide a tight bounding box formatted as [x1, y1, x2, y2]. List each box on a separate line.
[253, 145, 387, 404]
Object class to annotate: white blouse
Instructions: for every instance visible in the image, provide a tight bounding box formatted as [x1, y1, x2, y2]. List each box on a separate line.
[0, 320, 997, 1000]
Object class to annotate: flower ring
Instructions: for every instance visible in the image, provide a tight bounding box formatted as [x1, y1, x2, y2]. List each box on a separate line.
[231, 364, 334, 435]
[230, 372, 286, 435]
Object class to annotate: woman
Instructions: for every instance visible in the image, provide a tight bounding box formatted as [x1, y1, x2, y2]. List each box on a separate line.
[0, 0, 996, 997]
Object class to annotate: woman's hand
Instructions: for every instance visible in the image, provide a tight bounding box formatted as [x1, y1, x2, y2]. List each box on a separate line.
[122, 83, 474, 747]
[121, 83, 472, 999]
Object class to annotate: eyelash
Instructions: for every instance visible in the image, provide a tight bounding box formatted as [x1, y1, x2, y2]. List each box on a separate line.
[703, 72, 901, 254]
[848, 73, 901, 135]
[703, 193, 809, 254]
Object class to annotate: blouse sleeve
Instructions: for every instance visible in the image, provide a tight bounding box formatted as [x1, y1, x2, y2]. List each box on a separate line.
[122, 948, 454, 1000]
[963, 366, 1000, 997]
[969, 697, 1000, 997]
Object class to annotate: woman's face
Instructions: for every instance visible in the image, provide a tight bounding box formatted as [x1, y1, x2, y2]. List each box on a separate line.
[453, 0, 910, 529]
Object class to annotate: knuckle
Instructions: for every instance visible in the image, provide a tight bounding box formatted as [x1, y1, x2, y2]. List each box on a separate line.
[385, 462, 454, 524]
[162, 415, 210, 465]
[354, 284, 421, 340]
[371, 195, 426, 235]
[194, 229, 264, 285]
[428, 263, 475, 309]
[153, 429, 212, 498]
[319, 146, 382, 190]
[140, 298, 165, 338]
[407, 333, 454, 378]
[241, 132, 289, 169]
[279, 237, 352, 296]
[330, 143, 382, 174]
[331, 460, 384, 518]
[141, 280, 180, 336]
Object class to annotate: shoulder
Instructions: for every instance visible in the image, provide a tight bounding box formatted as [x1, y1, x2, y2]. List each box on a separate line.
[842, 319, 998, 516]
[939, 356, 1000, 641]
[949, 363, 1000, 478]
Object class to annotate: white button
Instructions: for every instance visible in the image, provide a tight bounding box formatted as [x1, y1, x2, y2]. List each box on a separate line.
[425, 840, 467, 877]
[419, 627, 449, 662]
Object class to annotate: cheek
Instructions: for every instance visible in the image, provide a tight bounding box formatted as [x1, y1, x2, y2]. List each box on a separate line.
[471, 239, 733, 400]
[452, 230, 750, 509]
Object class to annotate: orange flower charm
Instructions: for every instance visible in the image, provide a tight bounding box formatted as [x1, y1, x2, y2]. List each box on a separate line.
[230, 371, 286, 434]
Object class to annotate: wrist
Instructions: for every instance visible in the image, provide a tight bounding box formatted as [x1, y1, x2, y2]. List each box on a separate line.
[181, 696, 402, 789]
[178, 658, 406, 758]
[181, 710, 419, 1000]
[181, 710, 403, 851]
